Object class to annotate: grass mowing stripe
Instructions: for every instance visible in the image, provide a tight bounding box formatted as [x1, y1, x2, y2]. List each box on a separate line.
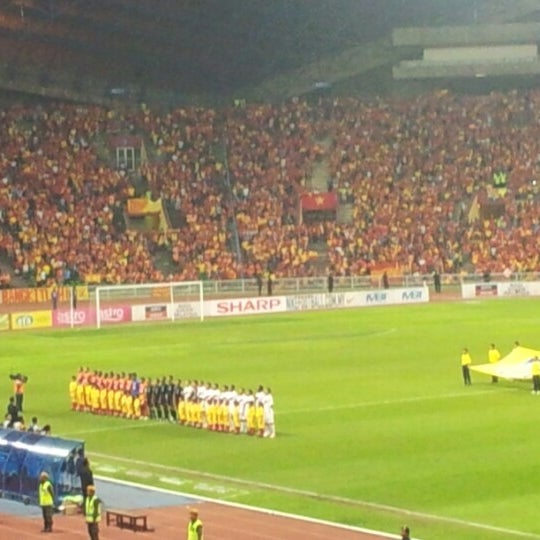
[90, 453, 540, 539]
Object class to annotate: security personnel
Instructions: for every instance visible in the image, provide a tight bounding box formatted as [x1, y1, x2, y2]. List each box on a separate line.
[531, 357, 540, 395]
[85, 484, 101, 540]
[461, 348, 472, 386]
[38, 471, 54, 533]
[187, 508, 203, 540]
[488, 343, 501, 383]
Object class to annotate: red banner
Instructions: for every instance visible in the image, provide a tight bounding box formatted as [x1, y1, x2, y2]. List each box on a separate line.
[300, 192, 338, 211]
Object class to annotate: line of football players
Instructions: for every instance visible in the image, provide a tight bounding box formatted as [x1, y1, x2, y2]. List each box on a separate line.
[69, 368, 275, 438]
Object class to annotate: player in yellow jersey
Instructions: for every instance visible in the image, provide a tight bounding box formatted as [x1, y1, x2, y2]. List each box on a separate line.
[76, 378, 85, 412]
[107, 376, 116, 416]
[99, 379, 108, 415]
[123, 391, 133, 419]
[255, 399, 265, 437]
[133, 395, 141, 419]
[193, 398, 202, 428]
[206, 398, 216, 431]
[69, 376, 77, 411]
[114, 386, 123, 416]
[185, 398, 194, 426]
[218, 398, 228, 432]
[177, 397, 187, 425]
[231, 399, 240, 434]
[91, 384, 100, 414]
[246, 398, 257, 435]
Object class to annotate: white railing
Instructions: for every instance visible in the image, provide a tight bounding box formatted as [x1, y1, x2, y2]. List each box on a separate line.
[86, 272, 540, 299]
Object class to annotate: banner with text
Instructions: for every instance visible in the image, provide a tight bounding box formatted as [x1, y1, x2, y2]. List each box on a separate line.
[52, 305, 132, 327]
[11, 310, 53, 330]
[0, 285, 89, 305]
[462, 281, 540, 299]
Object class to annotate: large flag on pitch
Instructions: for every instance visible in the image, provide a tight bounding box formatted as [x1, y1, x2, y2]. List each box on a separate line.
[470, 346, 540, 380]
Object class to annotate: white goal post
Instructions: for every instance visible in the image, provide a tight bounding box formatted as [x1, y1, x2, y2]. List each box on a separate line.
[94, 281, 204, 329]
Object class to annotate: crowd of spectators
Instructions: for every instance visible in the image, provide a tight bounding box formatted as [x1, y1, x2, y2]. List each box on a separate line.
[324, 90, 540, 276]
[0, 104, 164, 286]
[1, 88, 540, 287]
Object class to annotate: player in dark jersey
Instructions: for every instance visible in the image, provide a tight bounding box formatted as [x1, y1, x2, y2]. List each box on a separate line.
[147, 378, 157, 419]
[158, 377, 168, 420]
[173, 379, 183, 422]
[167, 375, 176, 422]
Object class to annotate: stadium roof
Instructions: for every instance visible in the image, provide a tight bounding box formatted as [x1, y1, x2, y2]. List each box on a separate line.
[0, 0, 539, 101]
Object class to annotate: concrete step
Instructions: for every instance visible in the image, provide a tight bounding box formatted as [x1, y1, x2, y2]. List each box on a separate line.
[336, 203, 354, 224]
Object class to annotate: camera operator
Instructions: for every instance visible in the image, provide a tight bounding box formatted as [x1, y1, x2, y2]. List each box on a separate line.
[10, 373, 28, 413]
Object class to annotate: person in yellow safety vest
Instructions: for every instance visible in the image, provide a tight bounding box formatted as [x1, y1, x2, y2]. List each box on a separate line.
[85, 484, 102, 540]
[531, 356, 540, 395]
[187, 508, 203, 540]
[460, 347, 472, 386]
[488, 343, 501, 383]
[38, 471, 55, 533]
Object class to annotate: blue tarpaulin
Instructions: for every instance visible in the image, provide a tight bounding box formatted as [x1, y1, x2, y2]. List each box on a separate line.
[0, 428, 83, 506]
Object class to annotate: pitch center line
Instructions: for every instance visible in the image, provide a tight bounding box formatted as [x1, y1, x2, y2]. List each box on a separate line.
[281, 387, 517, 415]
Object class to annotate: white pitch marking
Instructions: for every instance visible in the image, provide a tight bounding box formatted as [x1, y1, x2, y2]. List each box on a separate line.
[280, 388, 517, 415]
[92, 464, 540, 539]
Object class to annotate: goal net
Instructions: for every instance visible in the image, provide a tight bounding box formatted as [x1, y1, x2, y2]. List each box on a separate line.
[94, 281, 204, 329]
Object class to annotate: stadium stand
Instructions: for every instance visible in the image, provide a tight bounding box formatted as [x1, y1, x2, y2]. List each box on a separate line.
[1, 88, 540, 288]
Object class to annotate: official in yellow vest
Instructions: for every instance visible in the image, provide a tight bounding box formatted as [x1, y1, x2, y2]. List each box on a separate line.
[85, 484, 102, 540]
[187, 508, 203, 540]
[460, 348, 472, 386]
[531, 357, 540, 395]
[38, 471, 54, 533]
[488, 343, 501, 383]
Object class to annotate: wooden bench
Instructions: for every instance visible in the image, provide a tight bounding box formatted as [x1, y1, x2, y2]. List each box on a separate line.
[106, 509, 152, 532]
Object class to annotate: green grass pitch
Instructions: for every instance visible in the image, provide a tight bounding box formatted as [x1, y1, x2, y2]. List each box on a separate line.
[4, 298, 540, 540]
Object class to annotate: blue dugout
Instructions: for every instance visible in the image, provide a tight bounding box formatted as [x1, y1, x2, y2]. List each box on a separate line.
[0, 428, 83, 506]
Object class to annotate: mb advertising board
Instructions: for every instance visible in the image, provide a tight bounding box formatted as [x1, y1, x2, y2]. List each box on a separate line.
[11, 310, 53, 330]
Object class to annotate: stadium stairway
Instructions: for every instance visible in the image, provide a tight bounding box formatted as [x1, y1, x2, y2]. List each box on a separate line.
[151, 246, 176, 279]
[92, 132, 115, 168]
[336, 202, 354, 224]
[308, 240, 331, 274]
[307, 136, 333, 192]
[0, 253, 27, 288]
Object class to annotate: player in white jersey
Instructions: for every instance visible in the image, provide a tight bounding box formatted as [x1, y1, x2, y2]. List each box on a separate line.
[197, 382, 209, 427]
[183, 380, 194, 401]
[255, 385, 265, 404]
[227, 385, 238, 432]
[263, 387, 275, 438]
[238, 388, 252, 434]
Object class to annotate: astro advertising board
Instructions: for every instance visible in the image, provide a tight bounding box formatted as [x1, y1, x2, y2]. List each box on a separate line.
[52, 305, 132, 327]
